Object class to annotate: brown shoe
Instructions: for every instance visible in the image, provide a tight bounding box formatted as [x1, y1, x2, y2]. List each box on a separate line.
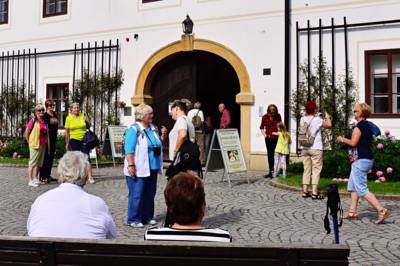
[343, 211, 358, 220]
[375, 208, 390, 224]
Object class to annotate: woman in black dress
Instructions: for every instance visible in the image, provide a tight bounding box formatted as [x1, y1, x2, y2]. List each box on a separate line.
[40, 99, 59, 183]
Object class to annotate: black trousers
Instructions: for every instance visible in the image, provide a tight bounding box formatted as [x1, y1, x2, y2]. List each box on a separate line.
[40, 136, 56, 180]
[265, 138, 278, 174]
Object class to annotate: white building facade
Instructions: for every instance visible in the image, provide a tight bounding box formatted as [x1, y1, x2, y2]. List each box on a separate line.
[0, 0, 399, 170]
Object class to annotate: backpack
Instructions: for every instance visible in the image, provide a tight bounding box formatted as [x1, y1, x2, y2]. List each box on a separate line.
[366, 121, 381, 137]
[82, 130, 99, 151]
[165, 139, 203, 179]
[324, 183, 343, 235]
[192, 110, 203, 130]
[298, 117, 316, 147]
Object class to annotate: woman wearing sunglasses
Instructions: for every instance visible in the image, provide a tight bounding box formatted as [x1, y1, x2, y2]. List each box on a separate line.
[39, 99, 59, 184]
[25, 104, 48, 187]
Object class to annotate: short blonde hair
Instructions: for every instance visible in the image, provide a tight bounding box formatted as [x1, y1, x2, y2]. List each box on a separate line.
[71, 102, 80, 109]
[355, 103, 371, 118]
[135, 104, 153, 121]
[34, 104, 45, 112]
[57, 151, 89, 186]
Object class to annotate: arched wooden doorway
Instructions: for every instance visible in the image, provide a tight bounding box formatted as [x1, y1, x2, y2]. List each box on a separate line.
[132, 36, 254, 164]
[149, 51, 240, 133]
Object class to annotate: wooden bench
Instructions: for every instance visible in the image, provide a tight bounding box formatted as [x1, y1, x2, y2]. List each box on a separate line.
[0, 236, 349, 266]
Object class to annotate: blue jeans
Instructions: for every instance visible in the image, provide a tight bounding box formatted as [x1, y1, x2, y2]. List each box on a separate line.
[126, 170, 158, 224]
[348, 159, 373, 197]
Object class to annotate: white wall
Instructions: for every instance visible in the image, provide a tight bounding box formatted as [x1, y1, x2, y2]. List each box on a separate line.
[1, 0, 399, 156]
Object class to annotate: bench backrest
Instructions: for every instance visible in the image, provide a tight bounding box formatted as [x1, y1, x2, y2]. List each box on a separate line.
[0, 236, 349, 266]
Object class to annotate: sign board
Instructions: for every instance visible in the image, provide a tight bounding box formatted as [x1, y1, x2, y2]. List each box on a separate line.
[205, 129, 248, 188]
[103, 125, 127, 166]
[108, 126, 127, 158]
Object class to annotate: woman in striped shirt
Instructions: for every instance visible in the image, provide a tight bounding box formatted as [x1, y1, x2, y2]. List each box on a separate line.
[145, 172, 231, 243]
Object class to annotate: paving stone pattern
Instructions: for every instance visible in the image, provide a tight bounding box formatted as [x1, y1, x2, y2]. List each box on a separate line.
[0, 166, 399, 265]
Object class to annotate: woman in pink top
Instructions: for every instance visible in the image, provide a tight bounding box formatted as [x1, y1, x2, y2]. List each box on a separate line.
[25, 104, 48, 187]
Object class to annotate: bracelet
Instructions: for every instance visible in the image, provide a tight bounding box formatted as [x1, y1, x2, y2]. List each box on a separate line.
[128, 164, 135, 167]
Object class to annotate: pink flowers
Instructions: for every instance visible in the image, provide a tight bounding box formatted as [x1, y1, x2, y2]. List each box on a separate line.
[376, 171, 383, 177]
[378, 176, 386, 183]
[376, 143, 384, 150]
[386, 167, 393, 174]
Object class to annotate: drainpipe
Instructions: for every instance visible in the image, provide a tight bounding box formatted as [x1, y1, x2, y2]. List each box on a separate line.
[284, 0, 291, 130]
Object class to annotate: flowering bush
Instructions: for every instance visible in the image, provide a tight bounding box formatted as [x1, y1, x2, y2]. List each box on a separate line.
[319, 131, 400, 181]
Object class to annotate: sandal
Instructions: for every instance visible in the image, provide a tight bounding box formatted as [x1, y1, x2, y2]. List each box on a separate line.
[311, 193, 324, 200]
[343, 211, 358, 220]
[302, 192, 311, 198]
[375, 208, 390, 224]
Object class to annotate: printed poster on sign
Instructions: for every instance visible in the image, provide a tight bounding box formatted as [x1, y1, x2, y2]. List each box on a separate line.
[217, 129, 247, 173]
[108, 126, 127, 158]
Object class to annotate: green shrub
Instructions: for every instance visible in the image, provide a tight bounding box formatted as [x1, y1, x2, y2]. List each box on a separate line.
[370, 138, 400, 181]
[54, 136, 66, 159]
[288, 138, 400, 181]
[0, 138, 29, 158]
[321, 145, 351, 179]
[287, 161, 303, 173]
[0, 136, 66, 159]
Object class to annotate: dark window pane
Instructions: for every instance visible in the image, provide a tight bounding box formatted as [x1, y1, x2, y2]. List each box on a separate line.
[373, 96, 388, 113]
[397, 96, 400, 113]
[44, 0, 67, 17]
[57, 0, 67, 12]
[0, 0, 8, 24]
[373, 77, 388, 94]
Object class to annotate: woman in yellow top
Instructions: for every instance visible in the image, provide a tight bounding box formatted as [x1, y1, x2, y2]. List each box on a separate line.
[64, 102, 95, 183]
[272, 122, 291, 178]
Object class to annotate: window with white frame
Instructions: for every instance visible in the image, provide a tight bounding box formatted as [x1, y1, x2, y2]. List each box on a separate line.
[0, 0, 8, 24]
[43, 0, 67, 17]
[366, 50, 400, 117]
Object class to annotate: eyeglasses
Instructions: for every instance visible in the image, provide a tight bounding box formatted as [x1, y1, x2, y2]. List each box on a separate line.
[37, 109, 45, 113]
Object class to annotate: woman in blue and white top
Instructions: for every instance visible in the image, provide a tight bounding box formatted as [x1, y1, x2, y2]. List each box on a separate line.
[124, 104, 163, 228]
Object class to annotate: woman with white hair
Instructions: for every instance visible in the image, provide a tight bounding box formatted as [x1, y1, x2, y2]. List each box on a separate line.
[25, 104, 48, 187]
[27, 151, 117, 239]
[64, 102, 95, 184]
[124, 104, 162, 228]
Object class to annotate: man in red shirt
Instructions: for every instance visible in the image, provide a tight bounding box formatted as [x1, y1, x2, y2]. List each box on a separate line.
[218, 103, 231, 129]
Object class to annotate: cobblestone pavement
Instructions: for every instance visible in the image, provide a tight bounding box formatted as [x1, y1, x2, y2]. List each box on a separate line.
[0, 166, 399, 265]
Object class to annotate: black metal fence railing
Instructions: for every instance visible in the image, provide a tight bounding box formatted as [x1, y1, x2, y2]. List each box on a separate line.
[0, 40, 121, 141]
[0, 49, 38, 138]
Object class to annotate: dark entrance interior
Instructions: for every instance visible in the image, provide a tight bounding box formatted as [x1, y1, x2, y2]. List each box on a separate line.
[150, 51, 240, 133]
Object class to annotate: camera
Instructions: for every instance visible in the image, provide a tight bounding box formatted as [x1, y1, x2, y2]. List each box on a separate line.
[153, 146, 161, 157]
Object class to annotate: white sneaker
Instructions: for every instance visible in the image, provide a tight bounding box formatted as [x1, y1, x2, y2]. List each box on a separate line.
[129, 222, 144, 228]
[32, 178, 40, 185]
[28, 180, 38, 187]
[88, 177, 95, 184]
[147, 219, 157, 225]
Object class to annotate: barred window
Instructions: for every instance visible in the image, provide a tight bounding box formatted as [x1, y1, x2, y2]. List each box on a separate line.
[43, 0, 67, 17]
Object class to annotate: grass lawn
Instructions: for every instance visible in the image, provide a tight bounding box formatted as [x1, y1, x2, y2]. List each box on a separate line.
[278, 173, 400, 195]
